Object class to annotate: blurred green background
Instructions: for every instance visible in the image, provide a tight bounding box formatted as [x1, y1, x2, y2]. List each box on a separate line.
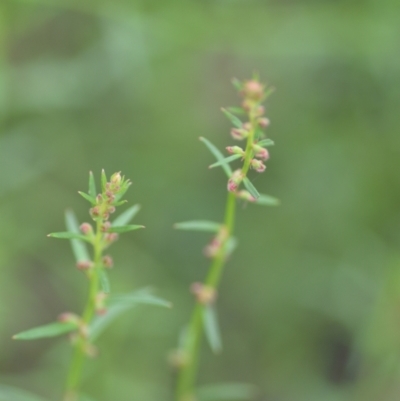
[1, 0, 400, 400]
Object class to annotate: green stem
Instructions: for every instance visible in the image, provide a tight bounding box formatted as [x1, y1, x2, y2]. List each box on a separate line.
[64, 220, 103, 401]
[176, 108, 258, 401]
[176, 192, 237, 401]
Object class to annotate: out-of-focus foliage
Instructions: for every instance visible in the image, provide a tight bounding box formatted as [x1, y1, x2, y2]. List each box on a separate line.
[0, 0, 400, 400]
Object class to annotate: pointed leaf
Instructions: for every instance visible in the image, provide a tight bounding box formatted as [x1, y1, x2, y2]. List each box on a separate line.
[99, 269, 110, 294]
[65, 210, 91, 263]
[203, 304, 222, 354]
[90, 288, 171, 341]
[112, 204, 141, 227]
[243, 177, 260, 200]
[78, 191, 96, 205]
[209, 154, 241, 169]
[48, 232, 90, 242]
[88, 171, 97, 198]
[196, 383, 258, 401]
[0, 385, 49, 401]
[255, 194, 280, 206]
[101, 169, 107, 192]
[256, 138, 274, 147]
[226, 107, 245, 115]
[13, 321, 77, 340]
[174, 221, 221, 232]
[231, 78, 242, 91]
[221, 108, 243, 128]
[199, 137, 232, 177]
[107, 225, 144, 233]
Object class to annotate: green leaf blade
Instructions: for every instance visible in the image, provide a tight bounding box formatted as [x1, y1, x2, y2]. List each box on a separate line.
[209, 154, 241, 169]
[255, 194, 280, 206]
[203, 304, 222, 354]
[256, 138, 274, 147]
[65, 210, 91, 263]
[112, 204, 141, 227]
[243, 177, 260, 200]
[107, 225, 144, 233]
[101, 169, 107, 192]
[13, 321, 77, 341]
[199, 137, 232, 177]
[99, 269, 110, 294]
[221, 108, 243, 128]
[48, 232, 90, 242]
[174, 221, 221, 232]
[78, 191, 96, 205]
[88, 171, 97, 198]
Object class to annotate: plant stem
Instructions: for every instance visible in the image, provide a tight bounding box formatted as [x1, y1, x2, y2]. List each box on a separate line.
[176, 112, 257, 401]
[64, 220, 103, 401]
[176, 192, 236, 401]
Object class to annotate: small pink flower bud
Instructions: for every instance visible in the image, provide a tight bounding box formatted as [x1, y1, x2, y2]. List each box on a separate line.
[251, 159, 266, 173]
[102, 255, 113, 268]
[90, 206, 100, 218]
[101, 221, 111, 232]
[190, 282, 217, 305]
[96, 194, 103, 204]
[107, 206, 116, 214]
[102, 212, 109, 220]
[76, 260, 94, 270]
[227, 169, 244, 192]
[255, 105, 265, 116]
[252, 145, 269, 161]
[243, 122, 252, 131]
[242, 80, 264, 100]
[58, 312, 80, 324]
[105, 232, 119, 243]
[236, 190, 256, 202]
[230, 128, 248, 141]
[226, 146, 244, 155]
[80, 223, 93, 235]
[259, 117, 270, 128]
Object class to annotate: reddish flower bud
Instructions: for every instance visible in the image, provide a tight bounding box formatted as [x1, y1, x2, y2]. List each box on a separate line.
[227, 170, 244, 192]
[230, 128, 248, 141]
[242, 80, 264, 100]
[252, 145, 269, 161]
[80, 223, 93, 235]
[251, 159, 266, 173]
[76, 260, 94, 270]
[58, 312, 80, 324]
[259, 117, 270, 128]
[90, 206, 100, 218]
[190, 282, 217, 305]
[255, 105, 265, 116]
[107, 206, 116, 214]
[101, 221, 111, 232]
[105, 232, 119, 244]
[102, 255, 113, 268]
[226, 146, 244, 155]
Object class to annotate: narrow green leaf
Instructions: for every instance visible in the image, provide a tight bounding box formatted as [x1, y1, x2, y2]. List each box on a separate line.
[255, 194, 280, 206]
[13, 321, 77, 340]
[113, 200, 128, 207]
[174, 221, 221, 232]
[112, 204, 141, 227]
[90, 287, 171, 341]
[88, 171, 97, 198]
[78, 191, 96, 205]
[196, 383, 258, 401]
[65, 210, 91, 263]
[226, 107, 245, 115]
[114, 181, 131, 202]
[203, 304, 222, 354]
[48, 232, 90, 242]
[209, 154, 241, 169]
[107, 225, 144, 233]
[221, 108, 243, 128]
[243, 177, 260, 200]
[231, 78, 242, 91]
[101, 169, 107, 192]
[256, 138, 274, 147]
[199, 137, 232, 177]
[99, 269, 110, 294]
[0, 385, 49, 401]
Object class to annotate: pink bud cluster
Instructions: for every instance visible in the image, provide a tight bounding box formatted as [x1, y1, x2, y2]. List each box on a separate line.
[225, 78, 272, 194]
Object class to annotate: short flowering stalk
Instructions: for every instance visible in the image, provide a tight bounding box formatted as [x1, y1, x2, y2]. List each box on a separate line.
[175, 77, 278, 401]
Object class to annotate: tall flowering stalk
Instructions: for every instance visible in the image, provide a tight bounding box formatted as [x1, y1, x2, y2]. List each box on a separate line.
[13, 171, 170, 401]
[174, 77, 279, 401]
